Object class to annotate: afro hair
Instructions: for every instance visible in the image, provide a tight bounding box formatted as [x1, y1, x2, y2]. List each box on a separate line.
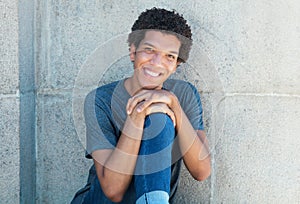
[128, 7, 193, 63]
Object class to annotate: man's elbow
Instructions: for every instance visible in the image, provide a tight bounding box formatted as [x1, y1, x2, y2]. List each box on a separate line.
[107, 194, 123, 203]
[193, 161, 211, 181]
[193, 168, 211, 181]
[100, 181, 126, 203]
[104, 188, 124, 203]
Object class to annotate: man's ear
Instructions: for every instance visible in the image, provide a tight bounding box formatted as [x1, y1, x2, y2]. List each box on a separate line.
[175, 61, 182, 70]
[129, 44, 136, 62]
[170, 61, 182, 73]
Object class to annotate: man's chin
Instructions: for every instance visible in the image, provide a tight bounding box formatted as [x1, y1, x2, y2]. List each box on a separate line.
[142, 84, 162, 90]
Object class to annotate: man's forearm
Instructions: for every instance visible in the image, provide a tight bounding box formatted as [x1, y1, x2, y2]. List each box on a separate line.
[93, 116, 144, 201]
[174, 106, 211, 181]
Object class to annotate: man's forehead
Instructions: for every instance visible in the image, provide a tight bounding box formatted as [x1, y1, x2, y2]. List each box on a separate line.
[141, 30, 181, 52]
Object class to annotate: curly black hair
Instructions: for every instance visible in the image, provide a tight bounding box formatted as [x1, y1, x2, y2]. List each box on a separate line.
[128, 7, 192, 63]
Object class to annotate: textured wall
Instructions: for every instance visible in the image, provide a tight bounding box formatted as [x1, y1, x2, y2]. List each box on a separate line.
[1, 0, 300, 203]
[34, 0, 300, 203]
[19, 0, 36, 203]
[0, 0, 20, 203]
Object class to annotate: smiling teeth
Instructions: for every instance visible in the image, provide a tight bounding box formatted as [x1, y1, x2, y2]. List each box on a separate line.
[145, 69, 159, 77]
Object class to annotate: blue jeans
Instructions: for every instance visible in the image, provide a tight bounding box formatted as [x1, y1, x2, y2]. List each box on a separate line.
[71, 113, 175, 204]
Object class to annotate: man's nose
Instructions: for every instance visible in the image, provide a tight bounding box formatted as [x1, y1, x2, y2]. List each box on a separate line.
[150, 52, 164, 65]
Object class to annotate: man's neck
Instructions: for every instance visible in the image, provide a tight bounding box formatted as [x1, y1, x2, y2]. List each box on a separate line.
[124, 77, 163, 96]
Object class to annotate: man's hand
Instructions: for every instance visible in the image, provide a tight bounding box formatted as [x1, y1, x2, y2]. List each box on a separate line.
[126, 89, 178, 126]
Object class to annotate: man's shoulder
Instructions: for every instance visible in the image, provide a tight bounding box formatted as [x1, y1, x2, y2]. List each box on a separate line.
[85, 80, 123, 104]
[96, 80, 120, 93]
[164, 79, 197, 93]
[92, 80, 126, 100]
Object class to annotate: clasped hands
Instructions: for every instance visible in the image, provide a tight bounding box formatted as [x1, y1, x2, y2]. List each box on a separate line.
[126, 89, 179, 127]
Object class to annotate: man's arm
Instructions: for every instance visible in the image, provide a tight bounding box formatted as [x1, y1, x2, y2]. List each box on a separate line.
[92, 113, 144, 202]
[172, 103, 211, 180]
[92, 102, 176, 202]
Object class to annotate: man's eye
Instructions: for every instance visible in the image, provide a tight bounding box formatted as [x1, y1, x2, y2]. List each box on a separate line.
[144, 47, 154, 53]
[167, 54, 176, 60]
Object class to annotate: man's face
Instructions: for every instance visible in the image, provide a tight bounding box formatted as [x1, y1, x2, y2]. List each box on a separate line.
[129, 30, 181, 90]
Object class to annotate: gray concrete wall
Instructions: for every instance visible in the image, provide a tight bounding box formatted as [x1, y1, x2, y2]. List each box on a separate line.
[0, 0, 20, 203]
[19, 1, 36, 203]
[1, 0, 299, 203]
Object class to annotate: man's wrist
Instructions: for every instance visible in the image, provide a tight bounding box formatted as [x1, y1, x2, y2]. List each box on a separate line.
[169, 92, 180, 113]
[168, 92, 183, 129]
[122, 115, 144, 140]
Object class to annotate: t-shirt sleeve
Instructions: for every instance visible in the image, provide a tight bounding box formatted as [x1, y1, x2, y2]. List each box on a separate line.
[180, 82, 204, 130]
[84, 89, 117, 158]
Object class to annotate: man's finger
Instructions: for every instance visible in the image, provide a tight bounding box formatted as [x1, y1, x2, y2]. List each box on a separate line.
[126, 96, 144, 114]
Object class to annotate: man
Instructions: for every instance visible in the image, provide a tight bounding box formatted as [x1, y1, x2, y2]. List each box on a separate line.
[72, 7, 211, 204]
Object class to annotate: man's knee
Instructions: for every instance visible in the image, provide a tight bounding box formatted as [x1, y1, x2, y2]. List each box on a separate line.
[144, 113, 174, 134]
[142, 113, 175, 149]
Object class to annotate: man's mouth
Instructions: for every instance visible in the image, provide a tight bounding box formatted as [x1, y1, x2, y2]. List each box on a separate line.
[144, 68, 161, 77]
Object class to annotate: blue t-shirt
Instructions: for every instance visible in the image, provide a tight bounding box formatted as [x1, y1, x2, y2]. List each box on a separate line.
[84, 78, 204, 199]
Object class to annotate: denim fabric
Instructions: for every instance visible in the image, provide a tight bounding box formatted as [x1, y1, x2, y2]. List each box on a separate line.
[134, 113, 175, 201]
[136, 191, 169, 204]
[71, 113, 175, 204]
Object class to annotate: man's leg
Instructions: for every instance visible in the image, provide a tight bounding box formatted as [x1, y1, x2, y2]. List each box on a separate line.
[134, 113, 175, 204]
[74, 113, 174, 204]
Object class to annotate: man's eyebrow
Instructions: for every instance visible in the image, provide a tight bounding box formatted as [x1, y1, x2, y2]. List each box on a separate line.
[142, 42, 179, 55]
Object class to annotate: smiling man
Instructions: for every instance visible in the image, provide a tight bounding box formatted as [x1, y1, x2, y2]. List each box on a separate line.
[126, 30, 180, 91]
[72, 7, 211, 204]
